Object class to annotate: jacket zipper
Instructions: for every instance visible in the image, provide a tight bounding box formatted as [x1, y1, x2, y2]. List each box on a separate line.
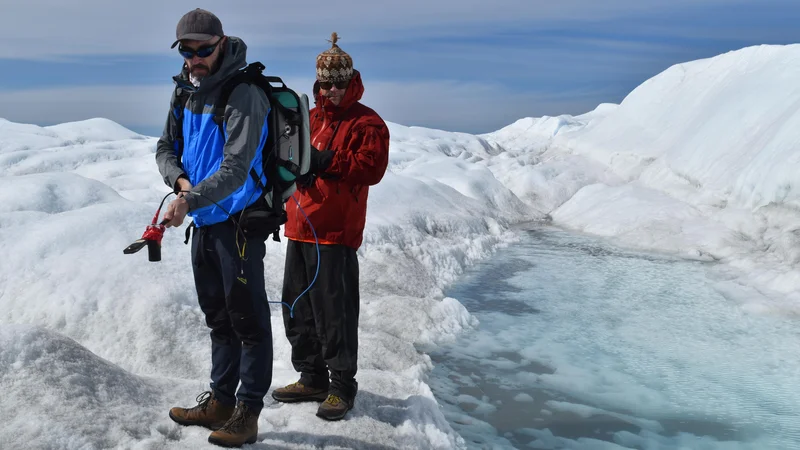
[311, 111, 328, 149]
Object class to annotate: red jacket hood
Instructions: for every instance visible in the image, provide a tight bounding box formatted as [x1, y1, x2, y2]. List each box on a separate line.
[313, 70, 365, 116]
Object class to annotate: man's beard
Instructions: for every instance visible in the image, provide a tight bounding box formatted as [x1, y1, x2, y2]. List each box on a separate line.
[188, 57, 220, 86]
[191, 64, 210, 79]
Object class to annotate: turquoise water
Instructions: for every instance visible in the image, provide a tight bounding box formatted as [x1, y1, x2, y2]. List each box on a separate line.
[428, 227, 800, 450]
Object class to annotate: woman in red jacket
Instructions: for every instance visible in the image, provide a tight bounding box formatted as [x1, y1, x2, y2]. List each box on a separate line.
[272, 33, 390, 421]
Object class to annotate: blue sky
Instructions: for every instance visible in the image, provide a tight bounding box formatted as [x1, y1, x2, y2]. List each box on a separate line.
[1, 0, 799, 136]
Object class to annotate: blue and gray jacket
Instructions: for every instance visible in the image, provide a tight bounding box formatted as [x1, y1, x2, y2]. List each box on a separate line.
[156, 36, 270, 227]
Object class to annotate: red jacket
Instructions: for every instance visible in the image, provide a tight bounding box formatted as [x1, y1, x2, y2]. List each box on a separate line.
[284, 70, 390, 249]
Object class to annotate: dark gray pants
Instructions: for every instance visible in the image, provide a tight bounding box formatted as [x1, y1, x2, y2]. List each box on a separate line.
[191, 221, 273, 411]
[281, 239, 360, 401]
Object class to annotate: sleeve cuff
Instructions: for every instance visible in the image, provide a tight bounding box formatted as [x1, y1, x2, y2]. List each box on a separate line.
[167, 170, 187, 193]
[184, 192, 201, 212]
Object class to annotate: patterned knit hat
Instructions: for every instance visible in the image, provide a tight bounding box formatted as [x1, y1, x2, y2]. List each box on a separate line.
[316, 32, 354, 83]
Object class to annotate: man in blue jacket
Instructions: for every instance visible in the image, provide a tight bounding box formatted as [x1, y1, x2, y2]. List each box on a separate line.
[155, 8, 271, 448]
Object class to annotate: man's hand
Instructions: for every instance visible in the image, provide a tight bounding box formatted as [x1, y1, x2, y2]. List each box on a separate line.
[175, 176, 193, 198]
[163, 197, 190, 228]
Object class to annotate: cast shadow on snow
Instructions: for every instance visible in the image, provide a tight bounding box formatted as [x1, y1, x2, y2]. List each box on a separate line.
[251, 391, 448, 449]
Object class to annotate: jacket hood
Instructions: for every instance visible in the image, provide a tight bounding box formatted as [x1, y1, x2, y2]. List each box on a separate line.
[313, 70, 365, 115]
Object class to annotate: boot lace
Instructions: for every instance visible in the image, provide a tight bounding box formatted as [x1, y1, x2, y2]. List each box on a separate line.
[325, 395, 342, 407]
[194, 391, 213, 411]
[221, 403, 251, 432]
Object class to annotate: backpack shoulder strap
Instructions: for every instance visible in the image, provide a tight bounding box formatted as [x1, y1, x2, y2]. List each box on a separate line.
[172, 84, 192, 163]
[213, 62, 270, 134]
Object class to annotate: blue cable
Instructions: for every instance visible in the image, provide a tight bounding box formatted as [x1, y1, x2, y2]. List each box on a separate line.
[267, 193, 320, 318]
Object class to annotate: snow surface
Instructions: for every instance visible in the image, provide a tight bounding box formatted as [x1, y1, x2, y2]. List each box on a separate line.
[2, 43, 800, 448]
[0, 115, 537, 449]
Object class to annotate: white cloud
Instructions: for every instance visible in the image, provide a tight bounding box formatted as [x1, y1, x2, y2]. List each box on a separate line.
[1, 0, 742, 59]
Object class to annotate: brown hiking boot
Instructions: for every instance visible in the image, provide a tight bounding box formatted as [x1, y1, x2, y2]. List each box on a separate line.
[271, 381, 328, 403]
[208, 401, 259, 448]
[316, 394, 353, 421]
[169, 391, 235, 430]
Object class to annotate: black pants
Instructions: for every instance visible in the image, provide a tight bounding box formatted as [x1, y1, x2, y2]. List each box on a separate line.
[281, 240, 360, 401]
[191, 221, 273, 410]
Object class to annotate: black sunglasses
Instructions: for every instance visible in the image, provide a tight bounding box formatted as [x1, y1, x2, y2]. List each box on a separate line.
[319, 80, 350, 90]
[178, 39, 222, 59]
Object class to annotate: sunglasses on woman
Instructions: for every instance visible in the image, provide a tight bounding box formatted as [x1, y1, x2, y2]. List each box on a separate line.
[178, 39, 222, 59]
[319, 80, 350, 90]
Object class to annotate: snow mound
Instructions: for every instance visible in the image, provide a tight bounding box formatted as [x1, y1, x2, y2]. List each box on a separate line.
[46, 118, 147, 143]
